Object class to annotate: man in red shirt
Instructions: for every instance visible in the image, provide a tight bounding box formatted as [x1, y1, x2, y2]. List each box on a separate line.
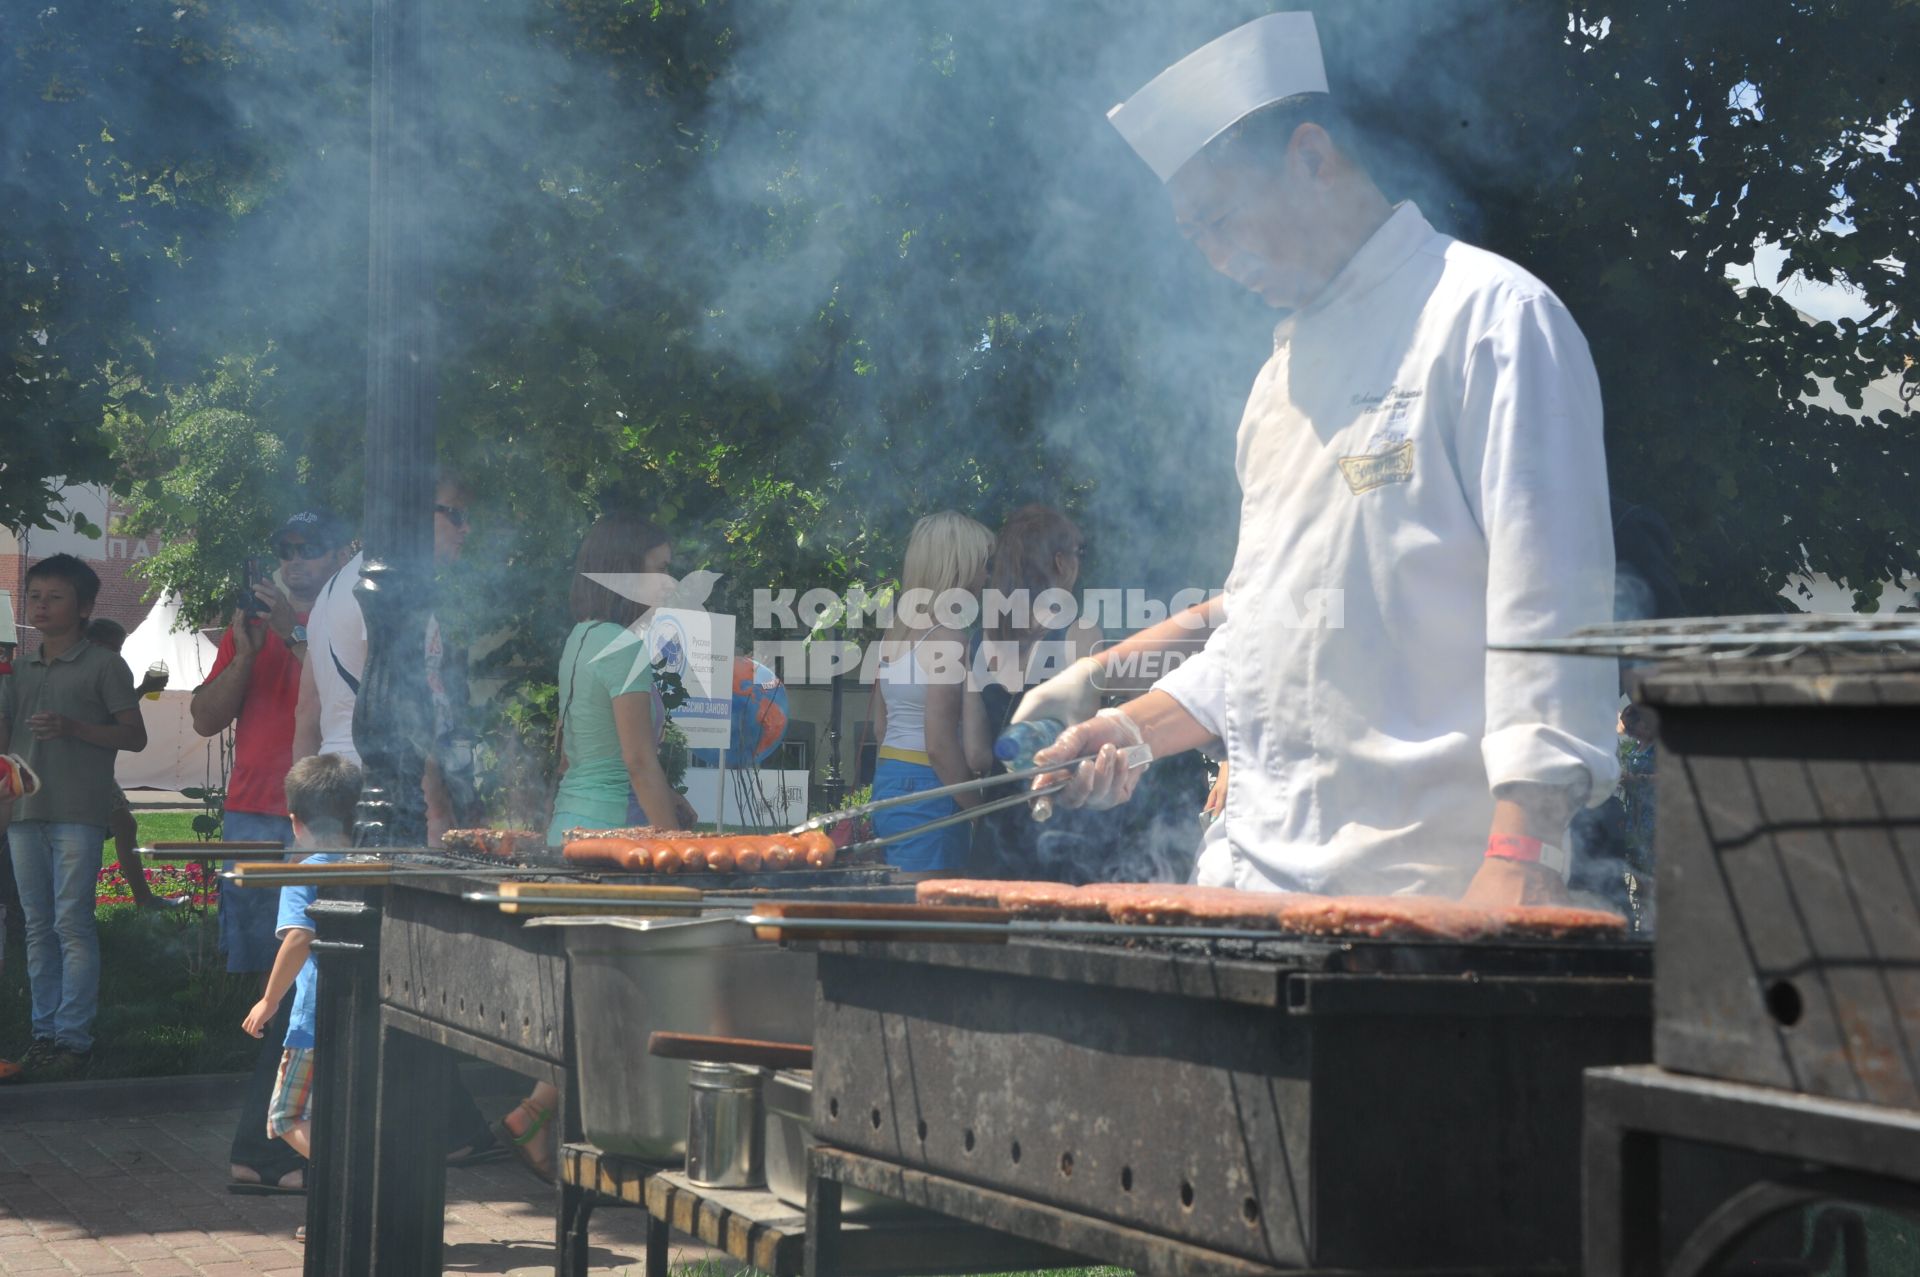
[191, 509, 352, 1193]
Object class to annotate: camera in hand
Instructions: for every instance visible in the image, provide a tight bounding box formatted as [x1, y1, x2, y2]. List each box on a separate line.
[238, 557, 271, 617]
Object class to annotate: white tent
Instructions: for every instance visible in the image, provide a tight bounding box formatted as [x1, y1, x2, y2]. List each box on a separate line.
[115, 594, 229, 794]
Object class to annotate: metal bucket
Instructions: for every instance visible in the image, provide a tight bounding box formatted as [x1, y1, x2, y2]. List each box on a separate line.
[532, 914, 815, 1158]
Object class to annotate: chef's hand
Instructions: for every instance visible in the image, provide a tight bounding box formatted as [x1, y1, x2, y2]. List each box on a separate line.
[1460, 856, 1569, 908]
[1011, 656, 1103, 731]
[672, 792, 699, 829]
[1031, 708, 1148, 814]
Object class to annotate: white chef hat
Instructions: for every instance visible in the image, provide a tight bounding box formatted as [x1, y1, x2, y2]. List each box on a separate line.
[1108, 11, 1329, 184]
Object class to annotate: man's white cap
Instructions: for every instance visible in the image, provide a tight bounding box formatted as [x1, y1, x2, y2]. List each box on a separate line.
[1108, 11, 1328, 183]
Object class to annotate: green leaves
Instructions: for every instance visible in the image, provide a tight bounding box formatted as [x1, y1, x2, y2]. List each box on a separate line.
[9, 0, 1914, 649]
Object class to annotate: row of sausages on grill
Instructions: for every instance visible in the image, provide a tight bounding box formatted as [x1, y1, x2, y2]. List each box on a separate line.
[559, 827, 839, 874]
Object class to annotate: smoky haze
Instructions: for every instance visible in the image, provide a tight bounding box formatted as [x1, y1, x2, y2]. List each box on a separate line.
[36, 0, 1556, 627]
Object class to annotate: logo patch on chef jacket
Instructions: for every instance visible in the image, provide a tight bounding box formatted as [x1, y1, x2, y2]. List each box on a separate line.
[1337, 439, 1414, 494]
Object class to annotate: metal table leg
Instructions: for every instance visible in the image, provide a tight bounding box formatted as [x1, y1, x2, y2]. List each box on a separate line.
[803, 1146, 844, 1277]
[645, 1209, 670, 1277]
[558, 1179, 597, 1277]
[305, 897, 383, 1277]
[1582, 1084, 1662, 1277]
[367, 1021, 452, 1273]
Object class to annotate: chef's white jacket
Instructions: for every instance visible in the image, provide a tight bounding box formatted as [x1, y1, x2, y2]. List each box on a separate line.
[1158, 203, 1619, 896]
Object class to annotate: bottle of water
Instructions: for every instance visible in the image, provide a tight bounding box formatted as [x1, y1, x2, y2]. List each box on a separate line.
[994, 718, 1065, 770]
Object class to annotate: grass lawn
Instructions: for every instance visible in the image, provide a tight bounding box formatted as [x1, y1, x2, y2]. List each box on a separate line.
[2, 807, 259, 1075]
[128, 808, 209, 846]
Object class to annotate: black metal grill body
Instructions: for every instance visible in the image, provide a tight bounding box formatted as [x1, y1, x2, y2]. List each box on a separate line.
[305, 862, 909, 1275]
[809, 937, 1650, 1272]
[1639, 656, 1920, 1108]
[1583, 1065, 1920, 1277]
[305, 874, 575, 1276]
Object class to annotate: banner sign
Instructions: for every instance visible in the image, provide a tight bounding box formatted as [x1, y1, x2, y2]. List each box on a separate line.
[648, 608, 735, 751]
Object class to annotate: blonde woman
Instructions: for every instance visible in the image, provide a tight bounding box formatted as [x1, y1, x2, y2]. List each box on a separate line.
[869, 512, 994, 871]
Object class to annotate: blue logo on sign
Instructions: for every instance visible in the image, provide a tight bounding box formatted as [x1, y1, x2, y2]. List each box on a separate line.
[650, 616, 689, 679]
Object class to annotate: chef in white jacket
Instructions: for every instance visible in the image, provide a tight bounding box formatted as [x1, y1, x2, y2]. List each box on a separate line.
[1034, 12, 1619, 905]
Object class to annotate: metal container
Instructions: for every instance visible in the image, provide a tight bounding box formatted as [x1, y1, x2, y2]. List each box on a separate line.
[764, 1069, 900, 1217]
[686, 1062, 764, 1188]
[1639, 654, 1920, 1108]
[533, 914, 815, 1158]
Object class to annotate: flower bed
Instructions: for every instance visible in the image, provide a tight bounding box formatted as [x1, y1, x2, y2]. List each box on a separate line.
[96, 861, 219, 909]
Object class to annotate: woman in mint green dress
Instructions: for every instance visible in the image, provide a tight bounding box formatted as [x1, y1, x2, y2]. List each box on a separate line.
[545, 514, 698, 844]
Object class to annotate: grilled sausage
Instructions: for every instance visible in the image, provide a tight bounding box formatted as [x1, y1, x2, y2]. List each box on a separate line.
[793, 830, 835, 868]
[701, 838, 738, 875]
[762, 838, 797, 871]
[732, 841, 766, 874]
[562, 837, 632, 869]
[651, 843, 689, 875]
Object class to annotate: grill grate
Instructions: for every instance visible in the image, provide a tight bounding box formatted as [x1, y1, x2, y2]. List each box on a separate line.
[397, 843, 900, 892]
[1490, 613, 1920, 662]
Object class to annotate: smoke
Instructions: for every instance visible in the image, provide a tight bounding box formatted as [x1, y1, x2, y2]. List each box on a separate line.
[17, 3, 1600, 850]
[14, 0, 1573, 626]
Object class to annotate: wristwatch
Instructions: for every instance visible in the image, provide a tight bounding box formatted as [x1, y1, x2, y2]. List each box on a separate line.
[289, 624, 308, 646]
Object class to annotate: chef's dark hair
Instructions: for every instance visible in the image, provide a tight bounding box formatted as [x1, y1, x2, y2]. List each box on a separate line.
[570, 512, 669, 628]
[1203, 93, 1382, 182]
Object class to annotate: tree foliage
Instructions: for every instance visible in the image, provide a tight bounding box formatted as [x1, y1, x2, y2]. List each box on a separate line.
[7, 0, 1916, 653]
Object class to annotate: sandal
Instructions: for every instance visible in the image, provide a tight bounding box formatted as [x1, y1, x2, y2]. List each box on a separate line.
[489, 1099, 554, 1183]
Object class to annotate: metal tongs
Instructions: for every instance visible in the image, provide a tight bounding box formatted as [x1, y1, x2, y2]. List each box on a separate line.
[792, 742, 1153, 858]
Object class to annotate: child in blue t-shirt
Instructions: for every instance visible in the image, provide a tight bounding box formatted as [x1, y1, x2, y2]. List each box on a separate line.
[241, 754, 360, 1159]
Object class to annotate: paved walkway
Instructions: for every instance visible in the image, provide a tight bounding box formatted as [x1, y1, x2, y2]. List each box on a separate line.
[0, 1105, 702, 1275]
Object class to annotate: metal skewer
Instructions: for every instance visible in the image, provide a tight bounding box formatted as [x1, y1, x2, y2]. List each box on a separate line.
[790, 742, 1151, 836]
[219, 864, 616, 885]
[828, 783, 1068, 858]
[223, 744, 1150, 890]
[734, 913, 1305, 943]
[460, 892, 753, 911]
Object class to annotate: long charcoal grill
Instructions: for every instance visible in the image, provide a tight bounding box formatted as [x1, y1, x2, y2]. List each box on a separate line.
[1550, 624, 1920, 1276]
[302, 854, 909, 1275]
[804, 930, 1652, 1275]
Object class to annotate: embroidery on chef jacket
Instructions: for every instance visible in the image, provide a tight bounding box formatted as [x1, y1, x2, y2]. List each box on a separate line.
[1339, 386, 1421, 493]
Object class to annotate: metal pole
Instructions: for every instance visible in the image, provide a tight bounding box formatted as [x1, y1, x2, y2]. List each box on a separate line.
[355, 0, 437, 848]
[818, 624, 847, 811]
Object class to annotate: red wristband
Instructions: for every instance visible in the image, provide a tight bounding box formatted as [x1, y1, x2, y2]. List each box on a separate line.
[1485, 834, 1545, 862]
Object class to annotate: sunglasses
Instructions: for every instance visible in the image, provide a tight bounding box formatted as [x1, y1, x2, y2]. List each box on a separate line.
[274, 541, 334, 561]
[434, 504, 470, 529]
